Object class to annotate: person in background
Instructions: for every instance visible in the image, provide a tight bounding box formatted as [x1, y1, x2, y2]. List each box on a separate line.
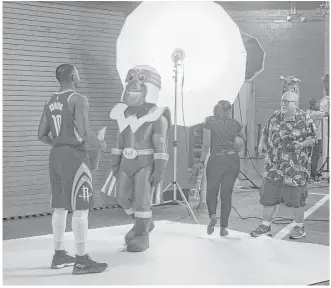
[197, 100, 245, 236]
[250, 91, 316, 240]
[320, 73, 329, 113]
[306, 99, 328, 182]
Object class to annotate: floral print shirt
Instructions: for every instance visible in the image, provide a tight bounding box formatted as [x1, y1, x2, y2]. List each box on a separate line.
[262, 109, 317, 187]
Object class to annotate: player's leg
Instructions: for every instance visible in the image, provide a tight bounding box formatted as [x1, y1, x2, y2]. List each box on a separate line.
[71, 209, 107, 275]
[126, 165, 154, 252]
[59, 147, 107, 274]
[49, 147, 75, 269]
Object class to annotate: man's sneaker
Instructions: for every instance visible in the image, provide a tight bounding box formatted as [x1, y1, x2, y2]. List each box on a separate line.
[72, 254, 108, 275]
[250, 224, 272, 237]
[51, 250, 75, 269]
[289, 225, 306, 239]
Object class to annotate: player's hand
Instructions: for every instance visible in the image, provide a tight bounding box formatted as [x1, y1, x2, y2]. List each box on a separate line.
[99, 140, 107, 151]
[293, 141, 303, 150]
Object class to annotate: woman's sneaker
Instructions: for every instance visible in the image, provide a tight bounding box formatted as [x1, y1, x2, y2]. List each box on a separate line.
[51, 250, 75, 269]
[220, 227, 228, 237]
[72, 254, 108, 275]
[207, 216, 217, 235]
[250, 224, 272, 237]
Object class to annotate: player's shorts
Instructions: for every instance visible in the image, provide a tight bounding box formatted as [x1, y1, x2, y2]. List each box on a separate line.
[259, 177, 308, 208]
[49, 146, 94, 211]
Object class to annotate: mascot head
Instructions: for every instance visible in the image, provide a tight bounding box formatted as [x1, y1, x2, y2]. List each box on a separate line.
[121, 65, 161, 106]
[280, 76, 301, 95]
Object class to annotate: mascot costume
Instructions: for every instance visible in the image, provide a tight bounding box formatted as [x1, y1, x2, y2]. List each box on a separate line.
[102, 65, 171, 252]
[280, 75, 301, 95]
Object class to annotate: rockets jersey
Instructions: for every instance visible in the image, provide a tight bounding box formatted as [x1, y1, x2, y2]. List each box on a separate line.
[44, 90, 84, 150]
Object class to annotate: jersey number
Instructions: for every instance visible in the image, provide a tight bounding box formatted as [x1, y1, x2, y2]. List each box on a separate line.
[52, 115, 62, 137]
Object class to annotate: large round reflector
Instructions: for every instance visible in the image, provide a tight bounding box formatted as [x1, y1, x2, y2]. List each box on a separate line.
[117, 2, 246, 126]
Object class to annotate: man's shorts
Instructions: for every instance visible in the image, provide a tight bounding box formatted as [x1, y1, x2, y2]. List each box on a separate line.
[259, 177, 308, 208]
[49, 146, 94, 211]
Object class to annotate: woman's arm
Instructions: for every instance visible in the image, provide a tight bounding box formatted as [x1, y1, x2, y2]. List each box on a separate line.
[200, 127, 211, 163]
[237, 128, 246, 142]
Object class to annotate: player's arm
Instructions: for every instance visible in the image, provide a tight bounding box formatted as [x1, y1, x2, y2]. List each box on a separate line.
[38, 103, 52, 145]
[150, 115, 169, 186]
[74, 95, 106, 150]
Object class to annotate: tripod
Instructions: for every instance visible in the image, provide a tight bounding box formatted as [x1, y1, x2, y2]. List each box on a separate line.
[162, 55, 199, 224]
[239, 170, 260, 189]
[317, 115, 329, 181]
[232, 99, 260, 190]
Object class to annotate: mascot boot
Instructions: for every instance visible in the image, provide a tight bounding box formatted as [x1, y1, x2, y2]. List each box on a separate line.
[126, 217, 152, 252]
[125, 217, 155, 245]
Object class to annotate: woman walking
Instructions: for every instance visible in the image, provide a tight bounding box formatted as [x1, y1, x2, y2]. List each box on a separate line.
[197, 100, 245, 236]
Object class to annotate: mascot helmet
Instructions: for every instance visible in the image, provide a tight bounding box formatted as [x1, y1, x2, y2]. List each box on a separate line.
[121, 65, 161, 106]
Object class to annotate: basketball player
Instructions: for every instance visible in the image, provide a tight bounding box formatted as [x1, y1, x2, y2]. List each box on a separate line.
[38, 64, 108, 275]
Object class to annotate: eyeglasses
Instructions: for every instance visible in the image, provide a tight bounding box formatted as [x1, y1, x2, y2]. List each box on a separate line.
[281, 99, 296, 104]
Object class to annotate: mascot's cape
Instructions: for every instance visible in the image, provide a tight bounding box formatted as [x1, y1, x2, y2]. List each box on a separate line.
[110, 103, 172, 133]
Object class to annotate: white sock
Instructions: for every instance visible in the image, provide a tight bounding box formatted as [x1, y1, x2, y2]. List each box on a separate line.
[72, 210, 89, 256]
[52, 208, 68, 251]
[262, 221, 271, 227]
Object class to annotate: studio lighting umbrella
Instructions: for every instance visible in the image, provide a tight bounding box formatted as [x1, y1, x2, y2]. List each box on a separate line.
[241, 32, 266, 82]
[116, 1, 247, 127]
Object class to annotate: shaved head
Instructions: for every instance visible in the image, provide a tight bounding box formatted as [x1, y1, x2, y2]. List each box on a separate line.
[55, 63, 80, 88]
[280, 91, 299, 115]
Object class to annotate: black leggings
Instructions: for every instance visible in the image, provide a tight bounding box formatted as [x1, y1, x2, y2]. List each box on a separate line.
[206, 153, 240, 227]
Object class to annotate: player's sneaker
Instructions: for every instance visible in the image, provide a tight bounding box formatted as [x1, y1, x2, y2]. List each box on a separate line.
[51, 250, 75, 269]
[250, 224, 272, 237]
[72, 254, 108, 275]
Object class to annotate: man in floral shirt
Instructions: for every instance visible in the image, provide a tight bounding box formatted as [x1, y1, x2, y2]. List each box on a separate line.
[250, 91, 316, 239]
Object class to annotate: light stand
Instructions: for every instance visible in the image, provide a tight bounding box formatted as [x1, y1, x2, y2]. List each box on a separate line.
[231, 101, 260, 189]
[162, 50, 199, 224]
[317, 115, 329, 182]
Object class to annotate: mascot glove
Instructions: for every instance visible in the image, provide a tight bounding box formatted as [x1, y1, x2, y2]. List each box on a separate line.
[149, 158, 168, 187]
[111, 154, 122, 178]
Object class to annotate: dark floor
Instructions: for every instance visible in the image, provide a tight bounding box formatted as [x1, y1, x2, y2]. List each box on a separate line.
[3, 180, 329, 247]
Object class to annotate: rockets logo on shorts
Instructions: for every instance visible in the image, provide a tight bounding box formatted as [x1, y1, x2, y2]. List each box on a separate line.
[71, 162, 94, 210]
[79, 185, 93, 202]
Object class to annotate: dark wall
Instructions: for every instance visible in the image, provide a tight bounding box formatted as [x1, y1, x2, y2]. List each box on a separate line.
[226, 8, 327, 128]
